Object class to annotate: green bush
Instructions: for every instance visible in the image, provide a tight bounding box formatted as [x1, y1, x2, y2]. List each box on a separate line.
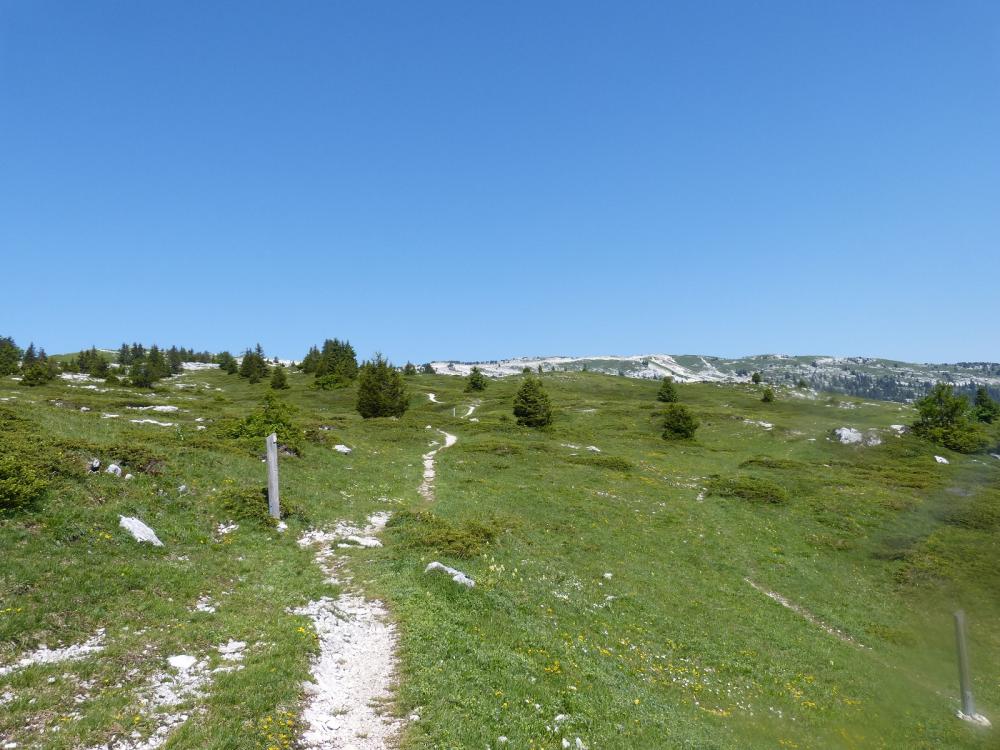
[661, 403, 699, 439]
[567, 454, 633, 472]
[0, 453, 49, 511]
[387, 510, 506, 558]
[513, 376, 552, 427]
[707, 475, 789, 504]
[911, 383, 988, 453]
[226, 393, 302, 455]
[20, 362, 56, 386]
[761, 387, 776, 403]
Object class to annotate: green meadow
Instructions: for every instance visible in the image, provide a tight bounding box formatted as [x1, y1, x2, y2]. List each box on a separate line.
[1, 365, 997, 749]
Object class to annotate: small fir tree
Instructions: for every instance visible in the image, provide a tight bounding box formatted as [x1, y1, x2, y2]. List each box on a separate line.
[21, 343, 37, 369]
[356, 354, 409, 418]
[657, 376, 678, 403]
[270, 365, 289, 390]
[420, 363, 435, 375]
[751, 372, 762, 384]
[403, 362, 417, 376]
[466, 366, 488, 392]
[513, 376, 552, 427]
[662, 403, 699, 440]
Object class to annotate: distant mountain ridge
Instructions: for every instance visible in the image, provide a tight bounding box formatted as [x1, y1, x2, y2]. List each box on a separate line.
[428, 353, 1000, 403]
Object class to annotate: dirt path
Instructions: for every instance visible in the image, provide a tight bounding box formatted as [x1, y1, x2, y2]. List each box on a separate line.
[418, 429, 457, 502]
[295, 513, 401, 749]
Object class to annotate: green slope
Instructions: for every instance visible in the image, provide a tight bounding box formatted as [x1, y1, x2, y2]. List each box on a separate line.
[1, 367, 997, 749]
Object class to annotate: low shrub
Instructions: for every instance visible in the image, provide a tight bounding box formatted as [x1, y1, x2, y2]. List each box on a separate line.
[567, 454, 634, 472]
[387, 510, 508, 558]
[707, 475, 788, 504]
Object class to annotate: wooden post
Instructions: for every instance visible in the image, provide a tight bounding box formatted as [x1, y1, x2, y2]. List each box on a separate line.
[266, 432, 280, 520]
[954, 610, 976, 717]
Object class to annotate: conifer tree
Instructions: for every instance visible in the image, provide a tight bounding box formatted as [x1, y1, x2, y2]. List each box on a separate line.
[513, 376, 552, 427]
[657, 376, 678, 403]
[217, 351, 238, 374]
[270, 364, 289, 390]
[420, 363, 435, 375]
[912, 383, 987, 453]
[403, 362, 417, 376]
[465, 366, 488, 392]
[0, 336, 23, 376]
[973, 386, 999, 424]
[662, 403, 699, 440]
[21, 343, 37, 368]
[300, 345, 321, 373]
[117, 343, 131, 366]
[239, 346, 269, 384]
[751, 372, 762, 384]
[167, 346, 183, 375]
[356, 354, 409, 418]
[315, 338, 358, 384]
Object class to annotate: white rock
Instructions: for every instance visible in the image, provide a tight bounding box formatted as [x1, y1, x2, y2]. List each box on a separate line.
[277, 521, 288, 532]
[425, 561, 475, 588]
[119, 516, 164, 546]
[934, 455, 950, 464]
[124, 473, 134, 480]
[105, 463, 122, 477]
[586, 445, 602, 453]
[834, 427, 863, 445]
[168, 655, 197, 671]
[334, 445, 352, 454]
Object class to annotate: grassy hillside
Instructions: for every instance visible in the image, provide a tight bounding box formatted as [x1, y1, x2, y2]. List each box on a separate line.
[1, 367, 997, 749]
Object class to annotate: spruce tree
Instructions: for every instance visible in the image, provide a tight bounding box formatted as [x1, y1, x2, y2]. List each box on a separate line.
[356, 354, 409, 418]
[751, 372, 762, 384]
[657, 376, 678, 403]
[513, 376, 552, 427]
[301, 345, 321, 373]
[21, 343, 37, 368]
[403, 362, 417, 376]
[239, 347, 269, 384]
[973, 386, 1000, 424]
[217, 351, 238, 374]
[270, 364, 289, 390]
[167, 346, 183, 375]
[465, 366, 487, 392]
[662, 403, 699, 439]
[420, 363, 435, 375]
[1, 336, 25, 377]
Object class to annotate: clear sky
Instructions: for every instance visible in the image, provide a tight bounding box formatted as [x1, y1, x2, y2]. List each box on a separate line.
[2, 1, 998, 364]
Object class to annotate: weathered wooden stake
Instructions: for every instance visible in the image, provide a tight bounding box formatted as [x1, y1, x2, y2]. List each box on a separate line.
[266, 432, 280, 519]
[955, 610, 976, 717]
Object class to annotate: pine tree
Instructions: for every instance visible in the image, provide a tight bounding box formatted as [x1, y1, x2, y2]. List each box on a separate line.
[751, 372, 762, 384]
[761, 387, 776, 403]
[0, 336, 22, 377]
[420, 363, 435, 375]
[513, 376, 552, 427]
[657, 376, 678, 403]
[973, 386, 1000, 424]
[662, 404, 699, 440]
[403, 362, 417, 376]
[797, 378, 809, 389]
[465, 366, 488, 392]
[270, 365, 289, 390]
[356, 354, 409, 418]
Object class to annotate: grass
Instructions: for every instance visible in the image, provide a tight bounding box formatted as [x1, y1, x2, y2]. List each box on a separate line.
[1, 367, 998, 748]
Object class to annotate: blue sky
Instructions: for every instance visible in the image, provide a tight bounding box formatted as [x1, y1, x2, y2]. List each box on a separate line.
[2, 1, 998, 364]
